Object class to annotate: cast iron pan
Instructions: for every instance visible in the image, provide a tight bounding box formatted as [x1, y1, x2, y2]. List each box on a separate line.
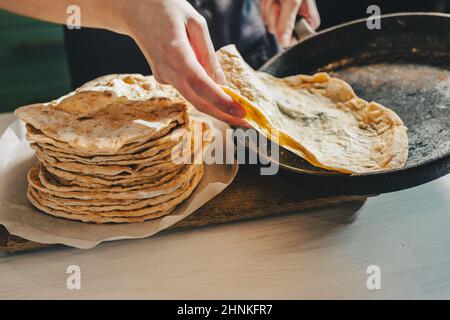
[254, 13, 450, 195]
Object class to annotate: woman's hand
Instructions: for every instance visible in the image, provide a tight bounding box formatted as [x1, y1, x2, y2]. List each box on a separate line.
[119, 0, 247, 126]
[0, 0, 248, 126]
[260, 0, 321, 47]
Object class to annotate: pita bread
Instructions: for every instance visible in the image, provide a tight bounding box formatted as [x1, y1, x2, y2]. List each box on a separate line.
[42, 157, 183, 179]
[28, 162, 198, 200]
[17, 74, 210, 223]
[26, 165, 204, 223]
[35, 121, 207, 177]
[41, 160, 184, 187]
[30, 136, 187, 166]
[25, 121, 183, 156]
[30, 165, 203, 214]
[15, 93, 188, 154]
[38, 163, 184, 192]
[217, 45, 408, 173]
[27, 189, 177, 223]
[77, 73, 183, 102]
[33, 141, 191, 176]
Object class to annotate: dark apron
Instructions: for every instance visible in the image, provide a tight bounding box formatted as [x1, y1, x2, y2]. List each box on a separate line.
[64, 0, 280, 88]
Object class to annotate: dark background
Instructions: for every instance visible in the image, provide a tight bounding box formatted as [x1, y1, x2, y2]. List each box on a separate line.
[0, 0, 448, 111]
[64, 0, 450, 88]
[316, 0, 449, 29]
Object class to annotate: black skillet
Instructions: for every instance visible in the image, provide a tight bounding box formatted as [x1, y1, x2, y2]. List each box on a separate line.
[252, 13, 450, 195]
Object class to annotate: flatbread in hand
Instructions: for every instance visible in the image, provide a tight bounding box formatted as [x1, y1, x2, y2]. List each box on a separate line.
[217, 45, 408, 174]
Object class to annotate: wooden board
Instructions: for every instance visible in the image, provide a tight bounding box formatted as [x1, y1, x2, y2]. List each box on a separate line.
[0, 165, 368, 253]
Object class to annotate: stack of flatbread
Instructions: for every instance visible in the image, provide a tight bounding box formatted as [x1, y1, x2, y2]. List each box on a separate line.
[15, 76, 211, 224]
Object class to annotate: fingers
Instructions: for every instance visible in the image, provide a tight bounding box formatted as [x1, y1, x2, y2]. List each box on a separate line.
[179, 70, 245, 119]
[260, 0, 320, 47]
[186, 14, 227, 85]
[299, 0, 321, 30]
[162, 36, 247, 125]
[276, 0, 302, 46]
[182, 13, 250, 126]
[260, 0, 272, 26]
[179, 82, 250, 128]
[126, 1, 248, 127]
[266, 1, 280, 34]
[152, 69, 169, 85]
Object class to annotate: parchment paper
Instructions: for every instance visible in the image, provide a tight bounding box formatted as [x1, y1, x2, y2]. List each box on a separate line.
[0, 111, 238, 249]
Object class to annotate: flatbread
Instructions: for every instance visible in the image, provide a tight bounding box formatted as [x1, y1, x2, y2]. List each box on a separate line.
[30, 165, 203, 214]
[34, 142, 191, 176]
[77, 73, 183, 102]
[27, 189, 177, 223]
[27, 162, 198, 200]
[34, 120, 207, 177]
[41, 157, 184, 179]
[15, 92, 188, 154]
[31, 136, 187, 166]
[38, 163, 184, 192]
[17, 74, 210, 224]
[41, 160, 184, 187]
[25, 121, 183, 156]
[217, 45, 408, 173]
[27, 165, 204, 223]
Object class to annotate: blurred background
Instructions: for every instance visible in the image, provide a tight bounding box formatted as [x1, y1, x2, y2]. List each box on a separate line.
[0, 0, 448, 113]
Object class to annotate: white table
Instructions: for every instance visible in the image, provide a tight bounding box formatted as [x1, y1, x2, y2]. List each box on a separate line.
[0, 112, 449, 299]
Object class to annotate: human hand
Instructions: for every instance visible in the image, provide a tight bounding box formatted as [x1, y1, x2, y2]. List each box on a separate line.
[120, 0, 247, 127]
[259, 0, 321, 47]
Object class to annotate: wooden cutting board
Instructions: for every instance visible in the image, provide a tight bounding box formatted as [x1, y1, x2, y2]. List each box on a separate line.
[0, 165, 368, 253]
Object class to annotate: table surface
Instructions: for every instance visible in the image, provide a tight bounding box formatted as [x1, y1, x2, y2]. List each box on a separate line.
[0, 112, 449, 299]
